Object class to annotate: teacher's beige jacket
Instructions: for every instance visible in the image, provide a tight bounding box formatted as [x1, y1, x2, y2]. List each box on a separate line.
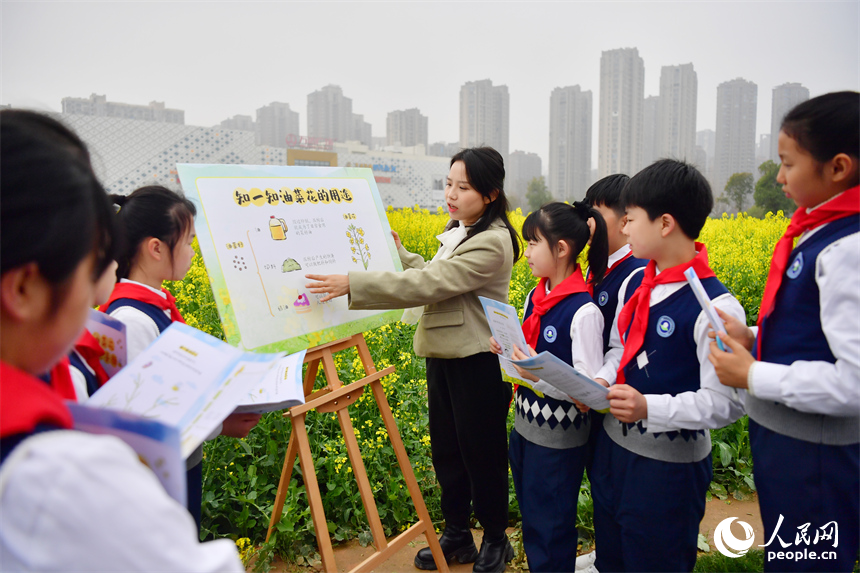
[348, 219, 514, 359]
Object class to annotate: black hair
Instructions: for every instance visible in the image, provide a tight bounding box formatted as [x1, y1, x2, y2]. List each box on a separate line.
[621, 159, 713, 240]
[1, 110, 118, 309]
[448, 147, 521, 263]
[584, 174, 630, 216]
[111, 185, 197, 279]
[521, 201, 609, 288]
[781, 91, 860, 171]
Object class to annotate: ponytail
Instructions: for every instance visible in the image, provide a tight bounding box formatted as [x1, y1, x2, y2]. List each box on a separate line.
[573, 201, 608, 289]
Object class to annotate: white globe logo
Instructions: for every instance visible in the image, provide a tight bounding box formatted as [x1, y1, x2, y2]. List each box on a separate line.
[714, 517, 755, 558]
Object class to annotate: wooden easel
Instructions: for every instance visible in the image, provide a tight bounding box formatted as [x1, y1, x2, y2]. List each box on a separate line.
[266, 333, 449, 573]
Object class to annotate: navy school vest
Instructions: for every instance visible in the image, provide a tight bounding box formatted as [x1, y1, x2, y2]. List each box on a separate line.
[105, 298, 172, 334]
[514, 289, 595, 449]
[592, 256, 648, 353]
[68, 351, 99, 398]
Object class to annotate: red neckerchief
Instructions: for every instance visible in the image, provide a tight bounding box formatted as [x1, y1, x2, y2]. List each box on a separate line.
[522, 265, 588, 348]
[48, 356, 77, 401]
[616, 243, 716, 384]
[99, 282, 186, 324]
[74, 329, 110, 387]
[587, 250, 634, 296]
[757, 186, 860, 354]
[0, 361, 73, 438]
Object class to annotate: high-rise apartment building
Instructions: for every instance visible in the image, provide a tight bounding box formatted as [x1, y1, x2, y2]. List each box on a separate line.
[598, 48, 645, 177]
[549, 85, 592, 201]
[459, 79, 510, 158]
[657, 63, 698, 162]
[714, 78, 758, 195]
[770, 83, 809, 161]
[62, 94, 184, 124]
[696, 128, 717, 187]
[507, 150, 543, 202]
[641, 95, 661, 168]
[352, 113, 372, 148]
[387, 108, 428, 148]
[219, 115, 255, 132]
[307, 85, 354, 142]
[255, 102, 299, 147]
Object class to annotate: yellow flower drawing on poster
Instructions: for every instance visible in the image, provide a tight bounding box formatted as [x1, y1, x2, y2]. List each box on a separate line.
[346, 224, 371, 270]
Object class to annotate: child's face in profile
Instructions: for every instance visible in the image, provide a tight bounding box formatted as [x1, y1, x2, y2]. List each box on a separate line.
[622, 206, 663, 260]
[776, 131, 831, 209]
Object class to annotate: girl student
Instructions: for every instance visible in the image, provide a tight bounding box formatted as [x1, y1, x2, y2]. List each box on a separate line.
[0, 109, 243, 571]
[306, 147, 520, 573]
[709, 91, 860, 572]
[490, 202, 608, 573]
[100, 185, 262, 530]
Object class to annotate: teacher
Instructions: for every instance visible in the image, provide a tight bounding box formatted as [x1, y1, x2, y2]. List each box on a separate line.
[306, 147, 520, 573]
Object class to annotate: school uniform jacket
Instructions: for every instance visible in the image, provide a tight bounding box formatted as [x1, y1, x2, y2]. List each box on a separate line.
[349, 219, 514, 359]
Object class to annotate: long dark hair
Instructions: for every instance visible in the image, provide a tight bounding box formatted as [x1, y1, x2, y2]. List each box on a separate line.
[522, 201, 609, 289]
[781, 91, 860, 171]
[1, 110, 118, 308]
[110, 185, 197, 279]
[448, 147, 521, 262]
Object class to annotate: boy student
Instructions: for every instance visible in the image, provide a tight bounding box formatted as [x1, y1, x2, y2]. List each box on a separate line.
[590, 159, 746, 571]
[709, 92, 859, 572]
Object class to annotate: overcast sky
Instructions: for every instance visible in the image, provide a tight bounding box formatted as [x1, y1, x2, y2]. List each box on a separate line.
[3, 1, 858, 169]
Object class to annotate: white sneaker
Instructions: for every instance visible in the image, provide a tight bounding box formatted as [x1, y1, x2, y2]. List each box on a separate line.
[575, 551, 597, 571]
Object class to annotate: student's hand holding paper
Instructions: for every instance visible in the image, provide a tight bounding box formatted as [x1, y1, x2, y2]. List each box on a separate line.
[511, 344, 540, 383]
[571, 378, 609, 413]
[708, 332, 756, 389]
[707, 307, 755, 351]
[306, 274, 350, 303]
[220, 413, 263, 438]
[489, 336, 503, 355]
[607, 384, 647, 423]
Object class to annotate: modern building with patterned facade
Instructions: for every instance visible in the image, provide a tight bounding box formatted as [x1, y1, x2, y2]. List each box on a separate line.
[53, 112, 445, 209]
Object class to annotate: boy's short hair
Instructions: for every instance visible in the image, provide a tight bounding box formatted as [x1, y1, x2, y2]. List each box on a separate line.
[584, 174, 629, 216]
[621, 159, 713, 239]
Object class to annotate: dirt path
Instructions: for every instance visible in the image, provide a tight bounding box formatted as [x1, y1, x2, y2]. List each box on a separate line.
[262, 495, 764, 572]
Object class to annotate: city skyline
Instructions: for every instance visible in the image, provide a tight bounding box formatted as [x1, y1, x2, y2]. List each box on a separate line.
[3, 2, 857, 175]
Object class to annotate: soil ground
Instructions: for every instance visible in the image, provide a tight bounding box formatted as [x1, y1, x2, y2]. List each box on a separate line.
[259, 495, 764, 573]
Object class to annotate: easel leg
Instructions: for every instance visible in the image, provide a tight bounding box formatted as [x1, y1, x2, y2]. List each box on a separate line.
[266, 429, 298, 543]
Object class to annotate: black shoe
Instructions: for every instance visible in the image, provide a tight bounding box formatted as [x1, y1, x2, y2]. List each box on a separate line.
[472, 535, 514, 573]
[414, 525, 478, 570]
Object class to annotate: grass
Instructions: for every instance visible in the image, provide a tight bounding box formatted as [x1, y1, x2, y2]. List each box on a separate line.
[694, 549, 764, 572]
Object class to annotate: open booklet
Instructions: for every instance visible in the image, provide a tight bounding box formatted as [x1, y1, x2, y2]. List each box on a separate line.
[479, 296, 610, 411]
[87, 322, 306, 459]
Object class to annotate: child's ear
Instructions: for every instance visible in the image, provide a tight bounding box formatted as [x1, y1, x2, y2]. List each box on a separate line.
[0, 263, 50, 322]
[145, 238, 164, 262]
[829, 153, 858, 185]
[660, 214, 676, 238]
[556, 239, 570, 258]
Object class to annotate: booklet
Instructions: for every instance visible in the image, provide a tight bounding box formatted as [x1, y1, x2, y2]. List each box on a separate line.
[67, 402, 186, 505]
[233, 350, 307, 414]
[683, 267, 731, 353]
[511, 351, 611, 412]
[87, 322, 305, 458]
[86, 309, 127, 377]
[479, 296, 530, 383]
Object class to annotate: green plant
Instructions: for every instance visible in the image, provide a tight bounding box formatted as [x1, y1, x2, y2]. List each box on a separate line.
[709, 417, 756, 501]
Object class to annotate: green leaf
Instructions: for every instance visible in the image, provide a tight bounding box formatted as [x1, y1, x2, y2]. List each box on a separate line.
[238, 440, 252, 455]
[718, 442, 733, 468]
[697, 533, 711, 552]
[709, 482, 728, 500]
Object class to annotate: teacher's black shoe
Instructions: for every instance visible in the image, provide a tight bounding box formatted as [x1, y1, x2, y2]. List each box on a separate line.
[414, 525, 478, 570]
[472, 534, 514, 573]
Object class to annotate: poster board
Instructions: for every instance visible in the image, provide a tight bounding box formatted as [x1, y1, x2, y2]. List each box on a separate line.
[177, 164, 403, 353]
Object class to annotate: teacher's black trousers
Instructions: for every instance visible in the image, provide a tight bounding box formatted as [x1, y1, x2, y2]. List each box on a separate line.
[426, 352, 512, 539]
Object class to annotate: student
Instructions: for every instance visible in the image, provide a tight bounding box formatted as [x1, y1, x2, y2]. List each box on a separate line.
[306, 147, 520, 573]
[709, 91, 859, 572]
[0, 109, 242, 571]
[100, 185, 262, 530]
[489, 202, 606, 572]
[591, 159, 746, 571]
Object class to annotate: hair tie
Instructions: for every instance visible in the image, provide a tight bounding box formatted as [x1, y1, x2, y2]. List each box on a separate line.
[572, 200, 590, 220]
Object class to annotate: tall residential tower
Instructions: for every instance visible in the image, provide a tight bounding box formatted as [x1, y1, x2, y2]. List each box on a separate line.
[598, 48, 645, 177]
[714, 78, 758, 195]
[549, 85, 592, 201]
[770, 83, 809, 161]
[459, 79, 510, 158]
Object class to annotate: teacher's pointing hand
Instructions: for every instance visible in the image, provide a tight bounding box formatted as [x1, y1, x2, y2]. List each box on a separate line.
[305, 274, 350, 303]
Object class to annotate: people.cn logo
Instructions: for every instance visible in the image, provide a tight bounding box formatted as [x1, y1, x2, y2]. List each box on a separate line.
[714, 517, 756, 558]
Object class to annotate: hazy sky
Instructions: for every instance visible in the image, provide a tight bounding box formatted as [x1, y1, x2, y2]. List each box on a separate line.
[3, 1, 858, 169]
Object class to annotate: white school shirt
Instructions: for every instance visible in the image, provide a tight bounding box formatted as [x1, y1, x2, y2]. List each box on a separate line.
[0, 431, 243, 572]
[108, 279, 172, 363]
[521, 283, 605, 403]
[746, 222, 860, 416]
[596, 260, 747, 433]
